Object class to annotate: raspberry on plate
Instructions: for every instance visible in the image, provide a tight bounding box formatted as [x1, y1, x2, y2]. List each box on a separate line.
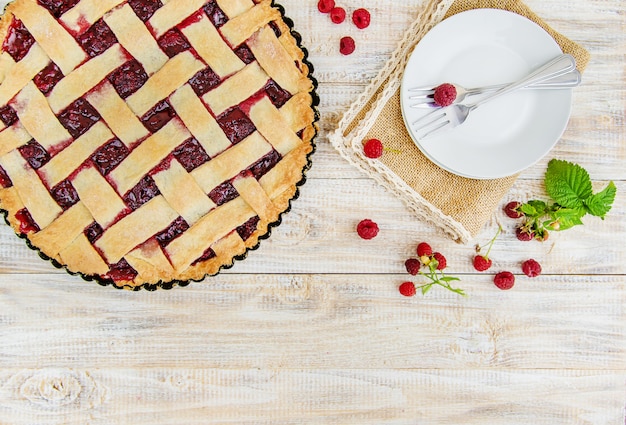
[494, 271, 515, 290]
[522, 259, 542, 277]
[433, 83, 457, 107]
[356, 219, 379, 240]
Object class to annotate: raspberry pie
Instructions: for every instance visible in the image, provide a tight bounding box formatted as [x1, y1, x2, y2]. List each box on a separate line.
[0, 0, 317, 289]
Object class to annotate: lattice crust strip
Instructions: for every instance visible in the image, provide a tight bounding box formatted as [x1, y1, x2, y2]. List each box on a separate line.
[0, 0, 316, 288]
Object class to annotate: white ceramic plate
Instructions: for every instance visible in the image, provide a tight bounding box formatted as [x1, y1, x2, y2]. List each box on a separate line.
[400, 9, 573, 179]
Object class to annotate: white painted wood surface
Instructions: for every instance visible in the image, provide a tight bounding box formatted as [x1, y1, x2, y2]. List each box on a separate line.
[0, 0, 624, 424]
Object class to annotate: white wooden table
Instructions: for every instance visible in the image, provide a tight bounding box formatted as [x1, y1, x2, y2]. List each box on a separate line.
[0, 1, 624, 423]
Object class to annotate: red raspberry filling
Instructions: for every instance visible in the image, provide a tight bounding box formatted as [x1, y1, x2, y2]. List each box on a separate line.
[433, 83, 457, 107]
[339, 36, 355, 55]
[15, 208, 39, 234]
[34, 62, 64, 95]
[0, 165, 12, 188]
[352, 8, 371, 29]
[106, 259, 138, 283]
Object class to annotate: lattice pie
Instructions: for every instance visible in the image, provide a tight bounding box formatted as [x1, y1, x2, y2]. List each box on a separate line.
[0, 0, 317, 288]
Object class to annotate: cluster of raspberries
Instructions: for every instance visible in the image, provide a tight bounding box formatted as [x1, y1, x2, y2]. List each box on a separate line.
[490, 259, 542, 290]
[356, 213, 543, 295]
[317, 0, 371, 55]
[399, 242, 448, 297]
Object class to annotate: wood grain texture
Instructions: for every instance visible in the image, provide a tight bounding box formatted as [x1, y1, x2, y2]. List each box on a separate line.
[0, 275, 624, 369]
[0, 0, 624, 424]
[0, 368, 623, 425]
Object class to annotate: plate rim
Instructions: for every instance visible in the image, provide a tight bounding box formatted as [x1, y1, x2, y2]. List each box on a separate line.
[400, 8, 573, 180]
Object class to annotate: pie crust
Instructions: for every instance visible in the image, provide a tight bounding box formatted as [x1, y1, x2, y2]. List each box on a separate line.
[0, 0, 317, 289]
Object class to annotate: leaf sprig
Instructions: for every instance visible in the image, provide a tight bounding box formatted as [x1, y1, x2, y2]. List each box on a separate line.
[516, 159, 616, 240]
[417, 257, 466, 297]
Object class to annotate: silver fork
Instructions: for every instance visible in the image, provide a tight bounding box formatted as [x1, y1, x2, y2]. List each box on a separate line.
[408, 69, 581, 108]
[411, 54, 576, 139]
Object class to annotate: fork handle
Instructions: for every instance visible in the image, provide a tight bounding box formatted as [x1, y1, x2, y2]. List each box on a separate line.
[471, 54, 576, 108]
[464, 69, 581, 95]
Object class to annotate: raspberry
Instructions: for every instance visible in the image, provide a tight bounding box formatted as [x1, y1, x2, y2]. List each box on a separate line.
[416, 242, 432, 257]
[356, 219, 378, 240]
[504, 201, 523, 219]
[522, 259, 542, 278]
[432, 252, 446, 270]
[352, 8, 371, 29]
[494, 271, 515, 290]
[399, 281, 416, 297]
[473, 255, 492, 272]
[339, 36, 355, 55]
[433, 83, 457, 107]
[516, 226, 534, 242]
[317, 0, 335, 13]
[363, 138, 383, 158]
[330, 7, 345, 24]
[405, 258, 421, 275]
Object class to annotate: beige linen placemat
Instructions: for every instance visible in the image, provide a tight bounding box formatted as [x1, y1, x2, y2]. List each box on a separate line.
[329, 0, 589, 243]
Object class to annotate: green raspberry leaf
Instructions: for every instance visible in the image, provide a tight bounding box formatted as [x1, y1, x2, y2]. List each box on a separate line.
[545, 159, 593, 209]
[548, 208, 585, 230]
[452, 288, 467, 297]
[584, 181, 617, 219]
[519, 200, 547, 217]
[440, 276, 461, 283]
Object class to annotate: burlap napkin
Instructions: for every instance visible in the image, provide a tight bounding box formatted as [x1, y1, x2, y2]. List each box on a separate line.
[329, 0, 589, 243]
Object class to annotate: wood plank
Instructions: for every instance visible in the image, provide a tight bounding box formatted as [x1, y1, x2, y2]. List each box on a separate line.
[0, 274, 623, 369]
[0, 368, 623, 425]
[2, 179, 624, 275]
[0, 0, 624, 423]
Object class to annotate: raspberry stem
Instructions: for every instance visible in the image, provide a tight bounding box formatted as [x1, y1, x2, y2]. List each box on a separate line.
[417, 260, 466, 296]
[477, 225, 502, 259]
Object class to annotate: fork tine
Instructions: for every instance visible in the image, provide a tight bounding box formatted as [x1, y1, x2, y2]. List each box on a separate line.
[411, 109, 449, 138]
[408, 93, 434, 100]
[410, 99, 437, 108]
[412, 108, 445, 128]
[419, 119, 450, 138]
